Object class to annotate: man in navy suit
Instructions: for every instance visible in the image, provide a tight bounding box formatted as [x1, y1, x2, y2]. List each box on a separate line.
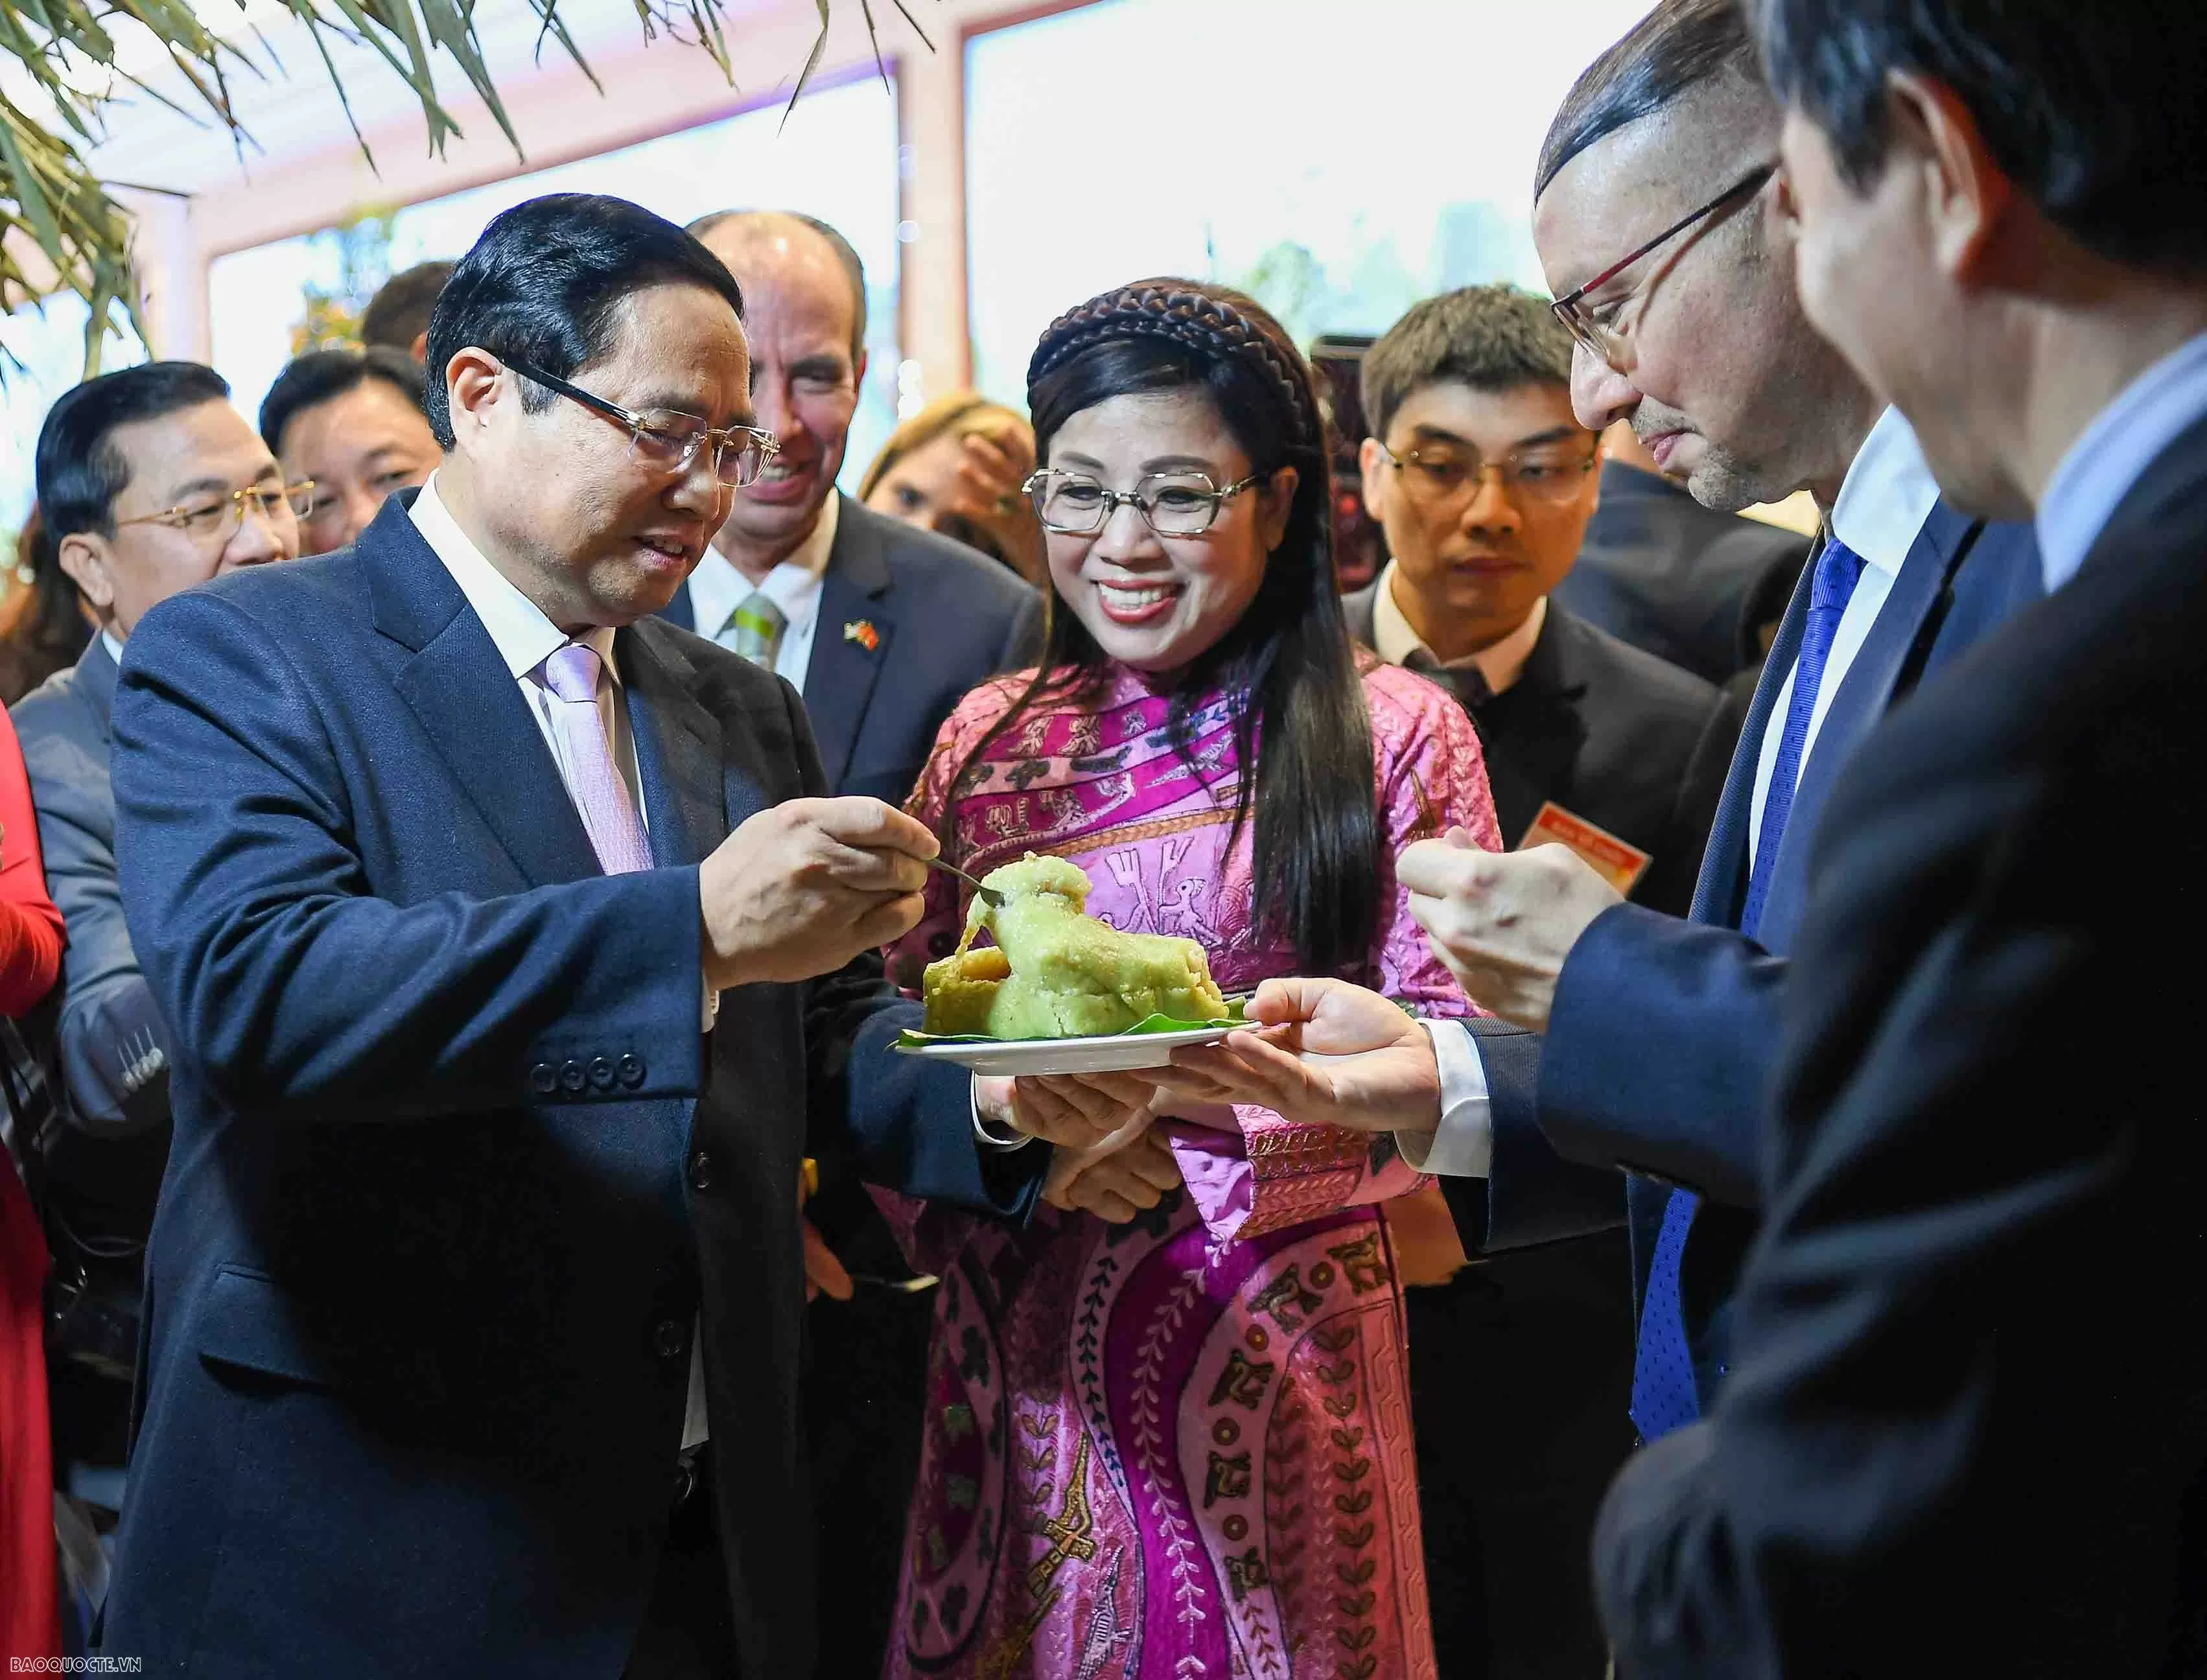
[96, 194, 1112, 1680]
[1154, 0, 2041, 1477]
[1591, 1, 2207, 1670]
[660, 207, 1042, 1675]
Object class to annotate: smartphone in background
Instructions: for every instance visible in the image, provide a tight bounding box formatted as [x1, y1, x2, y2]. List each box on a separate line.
[1307, 334, 1386, 595]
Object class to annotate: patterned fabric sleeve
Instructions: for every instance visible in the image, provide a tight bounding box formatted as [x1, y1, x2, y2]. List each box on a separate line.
[1173, 664, 1499, 1244]
[869, 675, 1030, 1274]
[882, 675, 1030, 999]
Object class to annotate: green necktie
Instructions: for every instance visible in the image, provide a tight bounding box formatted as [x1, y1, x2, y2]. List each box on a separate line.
[721, 590, 786, 670]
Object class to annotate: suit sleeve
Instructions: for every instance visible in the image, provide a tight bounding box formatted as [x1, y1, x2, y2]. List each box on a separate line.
[1534, 902, 1782, 1208]
[1433, 1018, 1628, 1253]
[19, 714, 173, 1135]
[110, 591, 709, 1121]
[1594, 682, 2170, 1677]
[998, 589, 1045, 675]
[789, 681, 1044, 1220]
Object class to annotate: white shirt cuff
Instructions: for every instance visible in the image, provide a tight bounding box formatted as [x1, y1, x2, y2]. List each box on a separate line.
[970, 1074, 1035, 1152]
[1397, 1019, 1494, 1178]
[702, 975, 721, 1032]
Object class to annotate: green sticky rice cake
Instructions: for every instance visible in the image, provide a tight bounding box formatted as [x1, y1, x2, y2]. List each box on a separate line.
[921, 852, 1228, 1039]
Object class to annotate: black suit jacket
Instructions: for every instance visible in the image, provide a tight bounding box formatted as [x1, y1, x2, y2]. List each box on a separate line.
[1342, 583, 1744, 917]
[97, 497, 1040, 1679]
[1596, 416, 2207, 1680]
[1558, 461, 1814, 684]
[660, 494, 1040, 804]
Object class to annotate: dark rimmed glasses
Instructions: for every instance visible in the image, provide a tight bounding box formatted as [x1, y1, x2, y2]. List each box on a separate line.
[505, 358, 779, 487]
[1377, 440, 1598, 508]
[114, 480, 314, 546]
[1023, 469, 1263, 537]
[1550, 161, 1779, 372]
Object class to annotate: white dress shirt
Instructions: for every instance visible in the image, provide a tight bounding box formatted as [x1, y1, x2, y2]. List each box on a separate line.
[1370, 562, 1549, 697]
[410, 475, 713, 1452]
[2037, 329, 2207, 594]
[684, 492, 840, 689]
[1405, 408, 1943, 1178]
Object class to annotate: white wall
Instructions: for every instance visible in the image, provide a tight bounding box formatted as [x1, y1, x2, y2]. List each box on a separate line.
[130, 0, 1026, 404]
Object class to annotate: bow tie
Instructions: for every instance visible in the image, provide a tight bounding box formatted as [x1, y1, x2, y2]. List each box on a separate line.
[1402, 646, 1495, 709]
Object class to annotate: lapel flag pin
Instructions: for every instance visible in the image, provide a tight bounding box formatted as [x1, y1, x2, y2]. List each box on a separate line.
[843, 619, 881, 653]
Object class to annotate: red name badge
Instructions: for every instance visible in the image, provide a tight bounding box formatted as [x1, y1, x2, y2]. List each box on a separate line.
[1516, 800, 1653, 896]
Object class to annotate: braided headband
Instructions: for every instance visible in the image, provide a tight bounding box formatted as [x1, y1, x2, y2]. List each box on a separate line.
[1026, 283, 1320, 450]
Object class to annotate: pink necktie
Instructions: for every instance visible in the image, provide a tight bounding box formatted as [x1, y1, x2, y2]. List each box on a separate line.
[539, 643, 653, 876]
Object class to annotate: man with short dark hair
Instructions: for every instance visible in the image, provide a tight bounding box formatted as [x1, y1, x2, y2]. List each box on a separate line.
[15, 361, 303, 1521]
[1396, 0, 2044, 1435]
[260, 345, 438, 554]
[359, 259, 454, 363]
[664, 207, 1041, 1677]
[1346, 281, 1738, 1677]
[1154, 0, 2044, 1521]
[1352, 283, 1740, 913]
[97, 194, 1098, 1679]
[1591, 2, 2207, 1670]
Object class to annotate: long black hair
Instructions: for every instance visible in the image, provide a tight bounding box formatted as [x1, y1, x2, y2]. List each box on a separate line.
[952, 281, 1380, 975]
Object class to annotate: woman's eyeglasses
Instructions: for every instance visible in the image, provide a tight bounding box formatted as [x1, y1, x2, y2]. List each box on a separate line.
[1550, 161, 1778, 373]
[504, 358, 780, 488]
[115, 480, 314, 544]
[1023, 469, 1262, 537]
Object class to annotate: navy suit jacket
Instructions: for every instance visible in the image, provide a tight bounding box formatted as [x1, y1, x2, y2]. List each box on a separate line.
[98, 497, 1038, 1679]
[659, 494, 1040, 805]
[1462, 501, 2042, 1398]
[1595, 417, 2207, 1680]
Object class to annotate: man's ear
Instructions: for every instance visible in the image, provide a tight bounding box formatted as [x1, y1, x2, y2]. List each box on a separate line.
[1358, 437, 1390, 521]
[56, 529, 115, 616]
[1888, 69, 2016, 287]
[408, 330, 430, 365]
[443, 346, 509, 439]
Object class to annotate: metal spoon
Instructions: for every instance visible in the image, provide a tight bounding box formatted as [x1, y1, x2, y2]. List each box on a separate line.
[928, 854, 1005, 907]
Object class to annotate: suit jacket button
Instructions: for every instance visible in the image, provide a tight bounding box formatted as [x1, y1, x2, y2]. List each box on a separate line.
[688, 1150, 714, 1193]
[559, 1059, 587, 1093]
[617, 1053, 646, 1090]
[653, 1318, 686, 1360]
[588, 1056, 616, 1093]
[528, 1062, 557, 1095]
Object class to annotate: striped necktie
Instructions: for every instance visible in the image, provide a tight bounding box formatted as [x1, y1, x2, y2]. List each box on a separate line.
[1629, 535, 1866, 1442]
[720, 590, 786, 670]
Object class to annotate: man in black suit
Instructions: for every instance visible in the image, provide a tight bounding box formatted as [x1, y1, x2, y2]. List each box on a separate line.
[1593, 2, 2207, 1671]
[1338, 282, 1738, 1678]
[95, 194, 1111, 1679]
[1560, 423, 1810, 685]
[657, 207, 1040, 1677]
[1346, 284, 1742, 919]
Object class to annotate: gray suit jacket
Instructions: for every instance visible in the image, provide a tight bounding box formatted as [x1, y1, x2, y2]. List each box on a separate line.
[14, 634, 171, 1136]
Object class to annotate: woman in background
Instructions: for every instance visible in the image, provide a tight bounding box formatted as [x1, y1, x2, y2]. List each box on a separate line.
[876, 281, 1497, 1679]
[0, 699, 71, 1664]
[859, 392, 1047, 583]
[0, 509, 89, 707]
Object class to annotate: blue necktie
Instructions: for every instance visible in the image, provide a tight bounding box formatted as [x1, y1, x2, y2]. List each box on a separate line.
[1629, 536, 1866, 1441]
